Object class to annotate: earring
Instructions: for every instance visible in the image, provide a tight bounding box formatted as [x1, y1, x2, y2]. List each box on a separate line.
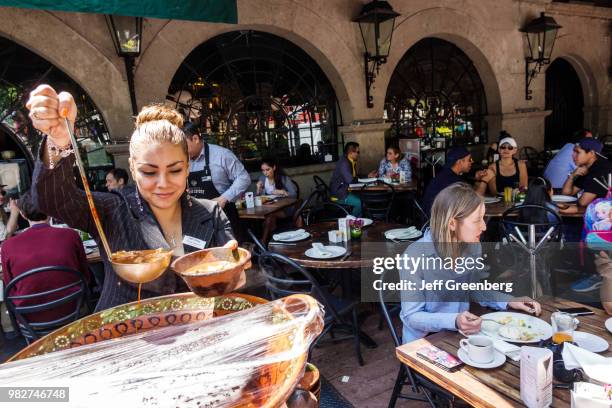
[185, 186, 193, 207]
[134, 190, 144, 213]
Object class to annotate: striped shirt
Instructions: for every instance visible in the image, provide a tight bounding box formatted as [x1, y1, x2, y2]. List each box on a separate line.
[31, 152, 234, 311]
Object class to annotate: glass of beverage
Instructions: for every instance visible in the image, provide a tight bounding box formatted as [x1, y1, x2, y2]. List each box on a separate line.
[551, 312, 576, 344]
[503, 187, 513, 203]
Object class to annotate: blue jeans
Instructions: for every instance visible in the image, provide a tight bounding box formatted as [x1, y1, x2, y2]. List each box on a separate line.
[335, 193, 362, 217]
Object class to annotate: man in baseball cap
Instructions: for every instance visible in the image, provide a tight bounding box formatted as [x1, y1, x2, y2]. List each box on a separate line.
[561, 137, 611, 212]
[422, 146, 494, 216]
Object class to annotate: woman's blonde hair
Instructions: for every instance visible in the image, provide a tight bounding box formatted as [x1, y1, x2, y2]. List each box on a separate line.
[430, 182, 483, 259]
[129, 104, 188, 157]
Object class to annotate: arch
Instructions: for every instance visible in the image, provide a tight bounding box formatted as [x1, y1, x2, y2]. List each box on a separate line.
[166, 30, 341, 170]
[0, 7, 133, 140]
[373, 7, 504, 122]
[385, 37, 489, 145]
[545, 58, 585, 147]
[136, 7, 363, 123]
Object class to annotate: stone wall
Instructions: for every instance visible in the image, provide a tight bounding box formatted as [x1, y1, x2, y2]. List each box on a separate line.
[0, 0, 609, 170]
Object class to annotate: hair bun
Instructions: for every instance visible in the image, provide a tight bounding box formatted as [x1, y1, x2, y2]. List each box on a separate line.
[135, 104, 184, 128]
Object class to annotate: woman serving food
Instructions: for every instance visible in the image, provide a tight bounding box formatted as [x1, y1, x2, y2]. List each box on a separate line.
[26, 84, 237, 311]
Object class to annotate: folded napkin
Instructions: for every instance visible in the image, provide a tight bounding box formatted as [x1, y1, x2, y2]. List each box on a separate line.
[311, 243, 331, 257]
[492, 338, 520, 361]
[273, 229, 306, 241]
[385, 227, 420, 240]
[563, 342, 612, 385]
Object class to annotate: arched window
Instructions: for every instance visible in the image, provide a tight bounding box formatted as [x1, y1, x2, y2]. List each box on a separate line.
[0, 36, 112, 191]
[385, 38, 487, 147]
[168, 30, 340, 170]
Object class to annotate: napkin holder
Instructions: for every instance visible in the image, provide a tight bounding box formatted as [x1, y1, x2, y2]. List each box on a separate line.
[571, 383, 612, 408]
[520, 346, 553, 408]
[245, 192, 255, 209]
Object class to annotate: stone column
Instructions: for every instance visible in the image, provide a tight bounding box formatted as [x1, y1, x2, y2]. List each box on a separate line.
[498, 110, 552, 150]
[105, 143, 131, 173]
[338, 121, 392, 174]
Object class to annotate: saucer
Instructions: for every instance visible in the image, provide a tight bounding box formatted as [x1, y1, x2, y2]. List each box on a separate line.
[458, 349, 506, 369]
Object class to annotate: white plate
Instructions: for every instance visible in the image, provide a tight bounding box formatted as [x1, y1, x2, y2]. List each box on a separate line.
[480, 312, 553, 343]
[84, 247, 95, 255]
[458, 348, 506, 369]
[349, 183, 365, 188]
[606, 318, 612, 334]
[83, 239, 97, 247]
[484, 197, 501, 204]
[574, 331, 609, 353]
[358, 178, 377, 183]
[304, 246, 346, 259]
[552, 195, 577, 203]
[385, 228, 422, 240]
[351, 218, 373, 227]
[272, 230, 311, 242]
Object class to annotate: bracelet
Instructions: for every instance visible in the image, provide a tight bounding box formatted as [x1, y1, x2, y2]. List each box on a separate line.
[47, 138, 74, 169]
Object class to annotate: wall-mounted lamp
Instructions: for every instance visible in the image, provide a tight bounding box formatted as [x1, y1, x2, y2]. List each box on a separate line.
[105, 15, 143, 115]
[520, 12, 561, 100]
[353, 1, 400, 108]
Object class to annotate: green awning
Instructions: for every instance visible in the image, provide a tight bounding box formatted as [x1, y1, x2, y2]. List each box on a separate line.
[0, 0, 237, 23]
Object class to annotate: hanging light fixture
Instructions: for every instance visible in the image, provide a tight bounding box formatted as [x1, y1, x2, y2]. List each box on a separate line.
[353, 0, 400, 108]
[520, 12, 562, 100]
[105, 15, 143, 114]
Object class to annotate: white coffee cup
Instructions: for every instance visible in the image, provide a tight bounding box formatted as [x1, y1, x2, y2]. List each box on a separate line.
[459, 335, 494, 364]
[254, 196, 263, 207]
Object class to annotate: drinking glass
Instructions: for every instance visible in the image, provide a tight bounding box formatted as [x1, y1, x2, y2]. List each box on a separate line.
[551, 312, 576, 344]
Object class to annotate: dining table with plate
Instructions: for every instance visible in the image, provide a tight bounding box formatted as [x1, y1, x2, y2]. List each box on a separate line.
[269, 221, 421, 269]
[484, 195, 585, 218]
[347, 178, 417, 193]
[396, 297, 612, 407]
[237, 196, 298, 220]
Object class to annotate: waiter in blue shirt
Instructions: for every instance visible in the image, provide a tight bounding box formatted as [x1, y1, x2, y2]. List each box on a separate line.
[183, 122, 251, 235]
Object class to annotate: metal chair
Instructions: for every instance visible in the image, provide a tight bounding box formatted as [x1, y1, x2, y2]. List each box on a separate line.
[313, 175, 330, 201]
[306, 201, 350, 225]
[246, 228, 267, 255]
[378, 269, 459, 408]
[258, 251, 365, 365]
[360, 181, 396, 222]
[500, 204, 563, 297]
[4, 266, 90, 344]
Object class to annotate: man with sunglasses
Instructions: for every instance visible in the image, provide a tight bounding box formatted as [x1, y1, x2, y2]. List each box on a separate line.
[561, 138, 611, 213]
[422, 146, 493, 216]
[329, 142, 362, 216]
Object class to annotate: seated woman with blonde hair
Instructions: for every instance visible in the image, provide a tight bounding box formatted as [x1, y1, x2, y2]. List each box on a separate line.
[26, 84, 237, 311]
[400, 182, 541, 343]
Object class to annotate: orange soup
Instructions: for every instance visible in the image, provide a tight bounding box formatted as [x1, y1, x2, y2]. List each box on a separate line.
[182, 260, 236, 275]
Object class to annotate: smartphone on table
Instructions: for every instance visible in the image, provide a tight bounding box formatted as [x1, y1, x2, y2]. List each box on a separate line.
[416, 345, 463, 372]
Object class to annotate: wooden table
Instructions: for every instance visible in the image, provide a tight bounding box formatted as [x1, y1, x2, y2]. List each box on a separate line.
[270, 221, 408, 269]
[87, 248, 102, 263]
[237, 197, 298, 220]
[396, 297, 612, 407]
[485, 200, 585, 218]
[348, 180, 417, 193]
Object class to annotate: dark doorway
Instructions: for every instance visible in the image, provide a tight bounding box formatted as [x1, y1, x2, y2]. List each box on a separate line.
[545, 58, 584, 148]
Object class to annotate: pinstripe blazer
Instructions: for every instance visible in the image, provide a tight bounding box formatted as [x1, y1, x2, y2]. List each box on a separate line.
[31, 155, 234, 311]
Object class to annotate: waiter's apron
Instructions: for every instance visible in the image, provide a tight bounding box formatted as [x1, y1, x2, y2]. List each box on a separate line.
[188, 143, 240, 236]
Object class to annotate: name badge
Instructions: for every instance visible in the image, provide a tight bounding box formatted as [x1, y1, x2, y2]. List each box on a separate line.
[183, 235, 206, 249]
[201, 176, 212, 182]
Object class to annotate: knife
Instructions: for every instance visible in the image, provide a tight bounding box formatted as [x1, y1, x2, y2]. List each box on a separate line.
[340, 250, 352, 261]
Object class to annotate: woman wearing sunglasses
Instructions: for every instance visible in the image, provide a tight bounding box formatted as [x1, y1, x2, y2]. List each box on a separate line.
[486, 136, 528, 195]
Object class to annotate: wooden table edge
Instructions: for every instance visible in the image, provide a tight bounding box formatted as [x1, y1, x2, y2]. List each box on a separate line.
[395, 335, 520, 408]
[238, 198, 298, 220]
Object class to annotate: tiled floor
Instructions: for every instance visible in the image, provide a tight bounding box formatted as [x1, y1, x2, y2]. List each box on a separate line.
[311, 308, 430, 408]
